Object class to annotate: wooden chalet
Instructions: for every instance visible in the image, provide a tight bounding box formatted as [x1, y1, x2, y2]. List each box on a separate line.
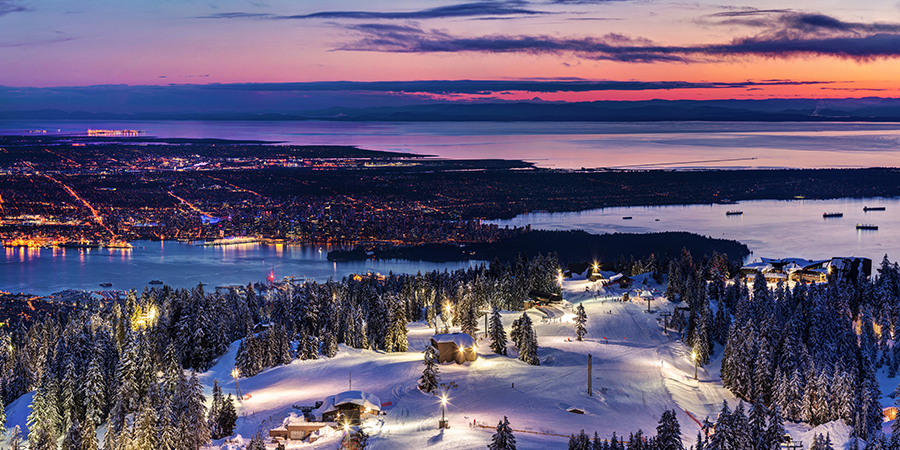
[431, 333, 477, 364]
[525, 289, 563, 309]
[313, 391, 382, 425]
[269, 417, 330, 442]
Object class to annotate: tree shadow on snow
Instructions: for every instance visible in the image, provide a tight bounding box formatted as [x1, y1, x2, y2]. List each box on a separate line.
[427, 428, 444, 445]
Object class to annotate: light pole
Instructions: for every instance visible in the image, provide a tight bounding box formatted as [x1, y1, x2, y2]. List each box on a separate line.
[691, 350, 698, 380]
[439, 394, 449, 429]
[232, 368, 243, 399]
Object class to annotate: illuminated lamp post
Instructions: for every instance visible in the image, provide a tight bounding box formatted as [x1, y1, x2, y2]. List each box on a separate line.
[691, 350, 698, 380]
[438, 394, 449, 429]
[231, 368, 243, 399]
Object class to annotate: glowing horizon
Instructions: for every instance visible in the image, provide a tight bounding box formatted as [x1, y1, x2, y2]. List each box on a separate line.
[3, 0, 900, 107]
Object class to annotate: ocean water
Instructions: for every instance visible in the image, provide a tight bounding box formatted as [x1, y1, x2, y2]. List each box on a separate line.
[3, 120, 900, 170]
[490, 197, 900, 263]
[4, 120, 900, 294]
[1, 241, 483, 296]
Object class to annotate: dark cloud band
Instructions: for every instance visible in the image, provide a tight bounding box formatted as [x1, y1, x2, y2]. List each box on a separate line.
[200, 2, 548, 21]
[337, 16, 900, 63]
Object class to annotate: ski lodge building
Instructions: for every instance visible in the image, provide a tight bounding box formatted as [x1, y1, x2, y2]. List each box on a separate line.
[268, 417, 330, 442]
[313, 390, 382, 425]
[431, 332, 477, 364]
[740, 257, 872, 284]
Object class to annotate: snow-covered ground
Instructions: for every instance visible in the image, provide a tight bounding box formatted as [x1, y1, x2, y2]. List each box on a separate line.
[2, 274, 867, 449]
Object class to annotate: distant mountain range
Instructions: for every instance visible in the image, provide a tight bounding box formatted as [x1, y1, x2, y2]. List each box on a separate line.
[5, 98, 900, 122]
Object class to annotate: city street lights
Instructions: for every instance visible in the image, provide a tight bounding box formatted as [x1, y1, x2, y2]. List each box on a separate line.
[438, 394, 449, 429]
[691, 351, 698, 380]
[231, 367, 243, 399]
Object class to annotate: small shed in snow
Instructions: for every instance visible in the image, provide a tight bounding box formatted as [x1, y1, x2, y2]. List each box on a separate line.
[431, 332, 477, 364]
[314, 391, 382, 425]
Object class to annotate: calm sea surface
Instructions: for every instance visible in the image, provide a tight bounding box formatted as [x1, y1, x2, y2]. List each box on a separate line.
[3, 120, 900, 169]
[3, 121, 900, 294]
[490, 197, 900, 263]
[2, 242, 482, 296]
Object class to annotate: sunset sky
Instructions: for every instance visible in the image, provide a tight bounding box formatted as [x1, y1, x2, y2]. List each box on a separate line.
[3, 0, 900, 111]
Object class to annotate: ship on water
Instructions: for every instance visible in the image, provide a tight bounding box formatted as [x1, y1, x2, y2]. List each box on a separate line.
[823, 212, 843, 218]
[857, 223, 879, 230]
[726, 210, 743, 215]
[864, 206, 886, 211]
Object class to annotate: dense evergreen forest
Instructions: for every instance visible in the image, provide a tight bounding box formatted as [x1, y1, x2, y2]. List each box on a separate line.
[0, 253, 562, 448]
[4, 249, 900, 448]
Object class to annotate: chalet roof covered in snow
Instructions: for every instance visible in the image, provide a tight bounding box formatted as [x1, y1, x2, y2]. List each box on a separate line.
[432, 332, 476, 348]
[314, 390, 382, 418]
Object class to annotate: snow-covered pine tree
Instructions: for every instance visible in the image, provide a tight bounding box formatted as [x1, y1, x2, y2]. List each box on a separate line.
[730, 401, 751, 450]
[323, 329, 339, 358]
[707, 401, 731, 450]
[246, 431, 266, 450]
[568, 430, 590, 450]
[510, 316, 523, 351]
[60, 420, 83, 450]
[81, 418, 98, 450]
[304, 333, 320, 360]
[748, 398, 768, 450]
[629, 430, 645, 450]
[655, 410, 684, 450]
[780, 369, 804, 422]
[609, 432, 621, 450]
[389, 297, 409, 353]
[418, 346, 440, 394]
[217, 394, 238, 439]
[488, 416, 516, 450]
[4, 425, 22, 450]
[158, 395, 177, 450]
[489, 307, 508, 356]
[131, 397, 158, 450]
[765, 405, 786, 450]
[83, 348, 107, 429]
[517, 324, 540, 366]
[61, 357, 79, 432]
[574, 304, 587, 342]
[460, 286, 479, 339]
[177, 371, 210, 450]
[27, 422, 56, 450]
[207, 379, 224, 439]
[0, 395, 5, 437]
[593, 431, 603, 450]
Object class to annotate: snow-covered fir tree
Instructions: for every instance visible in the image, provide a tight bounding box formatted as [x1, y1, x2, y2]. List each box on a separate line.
[574, 304, 587, 341]
[489, 307, 508, 356]
[488, 416, 516, 450]
[655, 410, 683, 450]
[246, 431, 267, 450]
[418, 346, 440, 393]
[516, 317, 540, 366]
[60, 419, 83, 450]
[569, 429, 591, 450]
[27, 422, 56, 450]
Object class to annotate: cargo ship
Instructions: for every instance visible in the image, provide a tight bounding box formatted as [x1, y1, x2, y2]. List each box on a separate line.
[823, 212, 843, 218]
[725, 210, 743, 216]
[864, 206, 886, 211]
[856, 224, 878, 230]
